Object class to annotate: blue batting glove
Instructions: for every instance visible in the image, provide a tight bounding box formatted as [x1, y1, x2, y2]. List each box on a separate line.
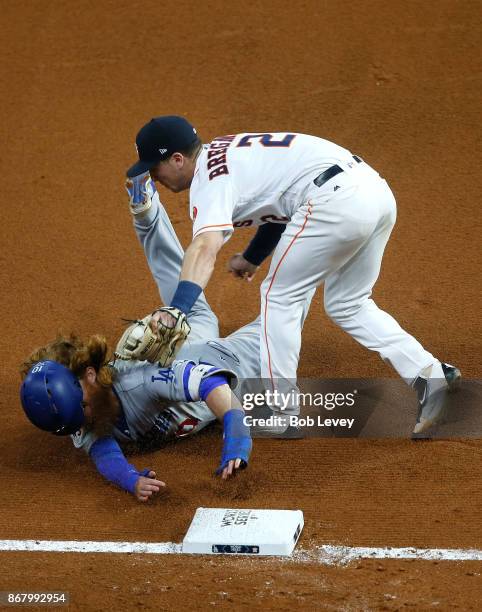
[139, 468, 154, 477]
[216, 409, 252, 475]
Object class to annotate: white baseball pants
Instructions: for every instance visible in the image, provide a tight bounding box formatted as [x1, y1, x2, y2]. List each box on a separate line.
[260, 161, 436, 387]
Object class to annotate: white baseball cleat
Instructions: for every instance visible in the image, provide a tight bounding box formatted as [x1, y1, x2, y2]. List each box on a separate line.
[412, 361, 461, 434]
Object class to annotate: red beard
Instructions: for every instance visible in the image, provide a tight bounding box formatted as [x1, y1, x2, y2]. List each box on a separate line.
[89, 385, 120, 437]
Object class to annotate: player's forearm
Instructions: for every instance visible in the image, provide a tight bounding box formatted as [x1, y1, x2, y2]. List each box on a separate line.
[171, 232, 224, 313]
[179, 240, 217, 288]
[205, 384, 243, 421]
[243, 222, 286, 266]
[89, 436, 143, 495]
[205, 384, 252, 477]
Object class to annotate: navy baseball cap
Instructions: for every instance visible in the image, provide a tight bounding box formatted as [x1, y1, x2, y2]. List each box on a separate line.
[127, 115, 198, 178]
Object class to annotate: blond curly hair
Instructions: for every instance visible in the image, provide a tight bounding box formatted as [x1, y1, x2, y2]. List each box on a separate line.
[20, 333, 115, 387]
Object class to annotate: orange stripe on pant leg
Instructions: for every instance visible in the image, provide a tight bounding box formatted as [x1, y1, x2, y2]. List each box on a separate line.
[263, 201, 313, 391]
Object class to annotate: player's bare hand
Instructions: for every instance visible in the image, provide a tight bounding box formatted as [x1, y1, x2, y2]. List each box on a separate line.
[135, 471, 166, 502]
[227, 253, 258, 281]
[220, 458, 243, 480]
[150, 309, 176, 331]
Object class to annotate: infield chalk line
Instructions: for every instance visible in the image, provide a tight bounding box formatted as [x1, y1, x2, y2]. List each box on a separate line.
[0, 540, 481, 564]
[293, 545, 482, 565]
[0, 540, 182, 555]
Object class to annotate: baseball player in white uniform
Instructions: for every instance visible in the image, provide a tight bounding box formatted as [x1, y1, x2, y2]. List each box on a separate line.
[126, 116, 460, 435]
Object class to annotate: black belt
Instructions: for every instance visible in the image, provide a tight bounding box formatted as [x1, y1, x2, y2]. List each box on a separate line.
[313, 155, 363, 188]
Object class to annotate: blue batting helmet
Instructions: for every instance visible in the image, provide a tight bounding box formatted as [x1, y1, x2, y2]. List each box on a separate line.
[20, 360, 84, 436]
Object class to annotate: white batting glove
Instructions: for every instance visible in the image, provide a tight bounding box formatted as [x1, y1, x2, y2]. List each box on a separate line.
[125, 171, 157, 216]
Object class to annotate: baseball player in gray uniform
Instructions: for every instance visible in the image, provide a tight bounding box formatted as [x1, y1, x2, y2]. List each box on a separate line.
[20, 193, 262, 502]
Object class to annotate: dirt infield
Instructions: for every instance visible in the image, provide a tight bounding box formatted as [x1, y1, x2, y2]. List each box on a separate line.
[1, 0, 481, 609]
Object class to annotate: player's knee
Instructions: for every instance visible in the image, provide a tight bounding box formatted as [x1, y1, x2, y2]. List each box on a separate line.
[324, 302, 345, 324]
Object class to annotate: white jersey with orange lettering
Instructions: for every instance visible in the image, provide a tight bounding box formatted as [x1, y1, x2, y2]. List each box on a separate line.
[189, 132, 352, 240]
[190, 130, 439, 399]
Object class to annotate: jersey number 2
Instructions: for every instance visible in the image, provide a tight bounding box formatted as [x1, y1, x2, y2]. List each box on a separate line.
[237, 133, 296, 148]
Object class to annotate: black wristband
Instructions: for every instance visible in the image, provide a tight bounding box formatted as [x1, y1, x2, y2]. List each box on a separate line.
[243, 223, 286, 266]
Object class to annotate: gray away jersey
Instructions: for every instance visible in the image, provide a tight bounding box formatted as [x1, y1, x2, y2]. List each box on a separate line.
[71, 358, 238, 455]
